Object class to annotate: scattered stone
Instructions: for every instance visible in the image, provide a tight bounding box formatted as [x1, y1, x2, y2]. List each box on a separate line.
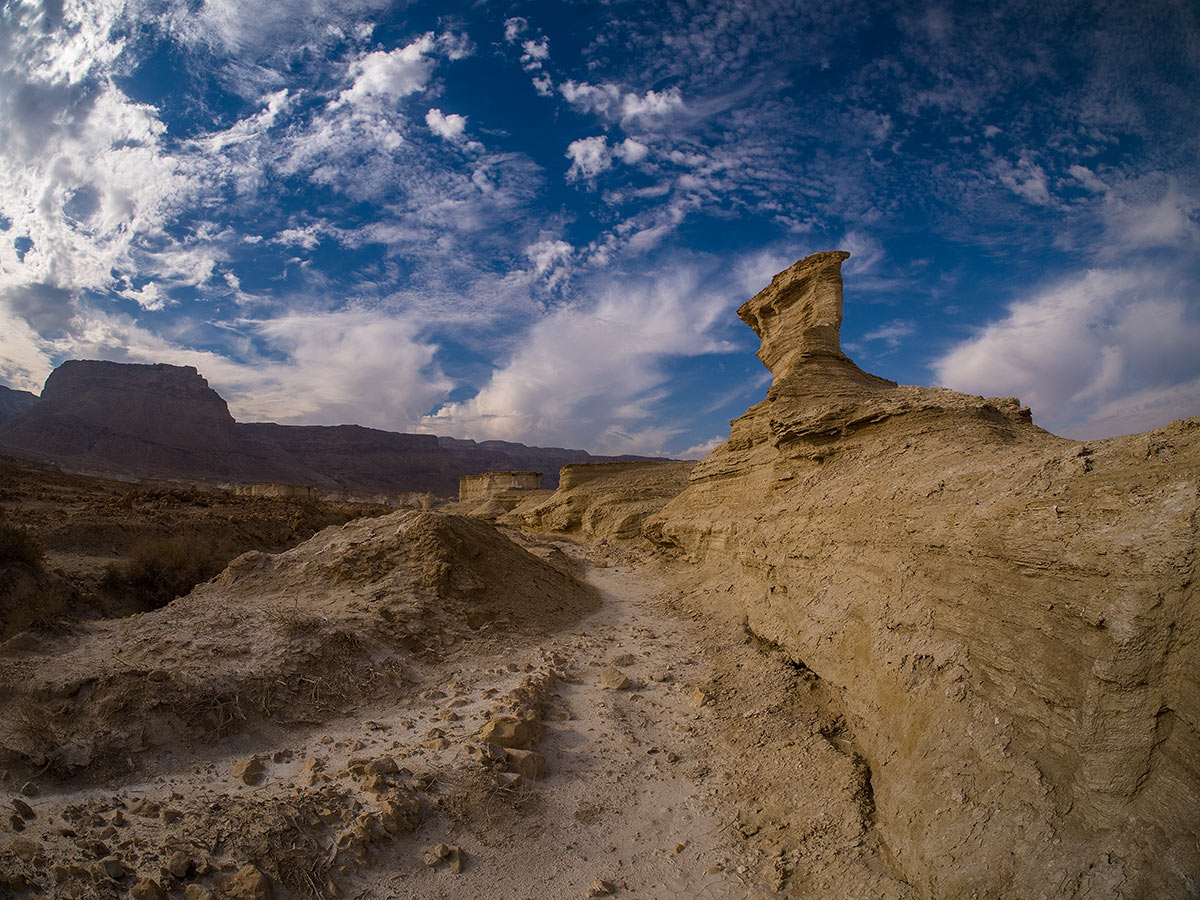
[19, 782, 38, 797]
[478, 715, 534, 749]
[378, 789, 422, 834]
[360, 774, 390, 795]
[159, 807, 183, 824]
[588, 879, 616, 896]
[504, 748, 547, 782]
[184, 887, 217, 900]
[270, 749, 291, 763]
[597, 668, 632, 690]
[128, 799, 160, 818]
[11, 798, 35, 819]
[691, 687, 711, 707]
[232, 757, 265, 786]
[9, 814, 24, 832]
[130, 878, 168, 900]
[10, 838, 42, 862]
[228, 864, 273, 900]
[303, 757, 325, 773]
[110, 809, 127, 827]
[674, 842, 686, 853]
[98, 856, 127, 879]
[460, 742, 506, 769]
[167, 850, 194, 878]
[364, 757, 399, 776]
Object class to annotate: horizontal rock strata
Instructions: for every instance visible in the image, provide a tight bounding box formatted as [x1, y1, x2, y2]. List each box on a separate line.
[647, 250, 1199, 899]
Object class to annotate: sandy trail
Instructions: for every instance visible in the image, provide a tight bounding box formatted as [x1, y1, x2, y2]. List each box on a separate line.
[359, 546, 757, 899]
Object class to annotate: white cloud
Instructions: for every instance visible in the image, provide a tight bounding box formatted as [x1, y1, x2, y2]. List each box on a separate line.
[994, 155, 1053, 206]
[559, 80, 683, 125]
[236, 310, 453, 428]
[565, 136, 613, 182]
[679, 435, 724, 459]
[526, 239, 573, 277]
[119, 282, 167, 312]
[616, 139, 650, 164]
[520, 38, 550, 71]
[503, 17, 528, 43]
[422, 268, 732, 454]
[933, 266, 1200, 438]
[426, 108, 467, 141]
[0, 304, 54, 393]
[1102, 180, 1200, 250]
[338, 34, 436, 108]
[861, 320, 915, 349]
[620, 87, 684, 123]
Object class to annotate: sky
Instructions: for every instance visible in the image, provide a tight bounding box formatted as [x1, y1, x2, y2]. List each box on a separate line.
[1, 0, 1198, 457]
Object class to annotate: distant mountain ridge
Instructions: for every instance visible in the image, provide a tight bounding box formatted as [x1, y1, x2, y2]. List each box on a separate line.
[0, 360, 660, 495]
[0, 384, 39, 425]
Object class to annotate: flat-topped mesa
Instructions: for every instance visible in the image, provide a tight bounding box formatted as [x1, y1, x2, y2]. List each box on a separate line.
[738, 250, 893, 393]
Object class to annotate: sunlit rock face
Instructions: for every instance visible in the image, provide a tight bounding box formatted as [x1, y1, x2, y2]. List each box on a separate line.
[649, 250, 1199, 899]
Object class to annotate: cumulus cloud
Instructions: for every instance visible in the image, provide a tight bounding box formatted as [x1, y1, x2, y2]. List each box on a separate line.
[525, 239, 573, 286]
[559, 80, 684, 125]
[565, 136, 652, 183]
[426, 108, 467, 141]
[565, 136, 613, 182]
[933, 266, 1200, 438]
[237, 310, 453, 428]
[422, 268, 732, 454]
[338, 34, 437, 108]
[503, 17, 528, 43]
[520, 38, 550, 71]
[615, 139, 650, 164]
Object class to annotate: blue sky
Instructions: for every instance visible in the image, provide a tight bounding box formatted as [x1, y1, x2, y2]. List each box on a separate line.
[1, 0, 1197, 456]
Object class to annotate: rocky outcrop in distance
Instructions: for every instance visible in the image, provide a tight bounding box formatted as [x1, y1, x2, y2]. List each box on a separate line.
[646, 250, 1199, 899]
[0, 360, 658, 496]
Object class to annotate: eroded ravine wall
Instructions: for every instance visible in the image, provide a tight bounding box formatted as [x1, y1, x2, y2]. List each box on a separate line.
[647, 251, 1200, 899]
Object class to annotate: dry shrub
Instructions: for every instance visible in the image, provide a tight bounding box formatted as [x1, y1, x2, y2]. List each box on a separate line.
[265, 600, 326, 637]
[99, 536, 231, 611]
[0, 522, 43, 570]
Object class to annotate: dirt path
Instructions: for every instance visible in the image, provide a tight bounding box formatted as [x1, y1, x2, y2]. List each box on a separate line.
[3, 532, 910, 900]
[356, 547, 759, 899]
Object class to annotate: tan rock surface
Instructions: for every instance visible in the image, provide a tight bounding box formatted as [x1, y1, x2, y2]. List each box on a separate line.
[648, 249, 1200, 898]
[504, 460, 695, 540]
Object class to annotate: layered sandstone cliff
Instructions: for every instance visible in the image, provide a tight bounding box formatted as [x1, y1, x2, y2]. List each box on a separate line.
[647, 251, 1199, 899]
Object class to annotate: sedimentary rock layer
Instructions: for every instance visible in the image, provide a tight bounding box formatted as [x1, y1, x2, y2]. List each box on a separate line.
[648, 250, 1199, 899]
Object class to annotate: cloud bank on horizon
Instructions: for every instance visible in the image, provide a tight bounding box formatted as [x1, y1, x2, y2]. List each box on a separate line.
[1, 0, 1197, 455]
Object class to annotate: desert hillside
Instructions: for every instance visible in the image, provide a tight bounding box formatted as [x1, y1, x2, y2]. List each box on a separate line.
[0, 362, 660, 497]
[1, 251, 1196, 900]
